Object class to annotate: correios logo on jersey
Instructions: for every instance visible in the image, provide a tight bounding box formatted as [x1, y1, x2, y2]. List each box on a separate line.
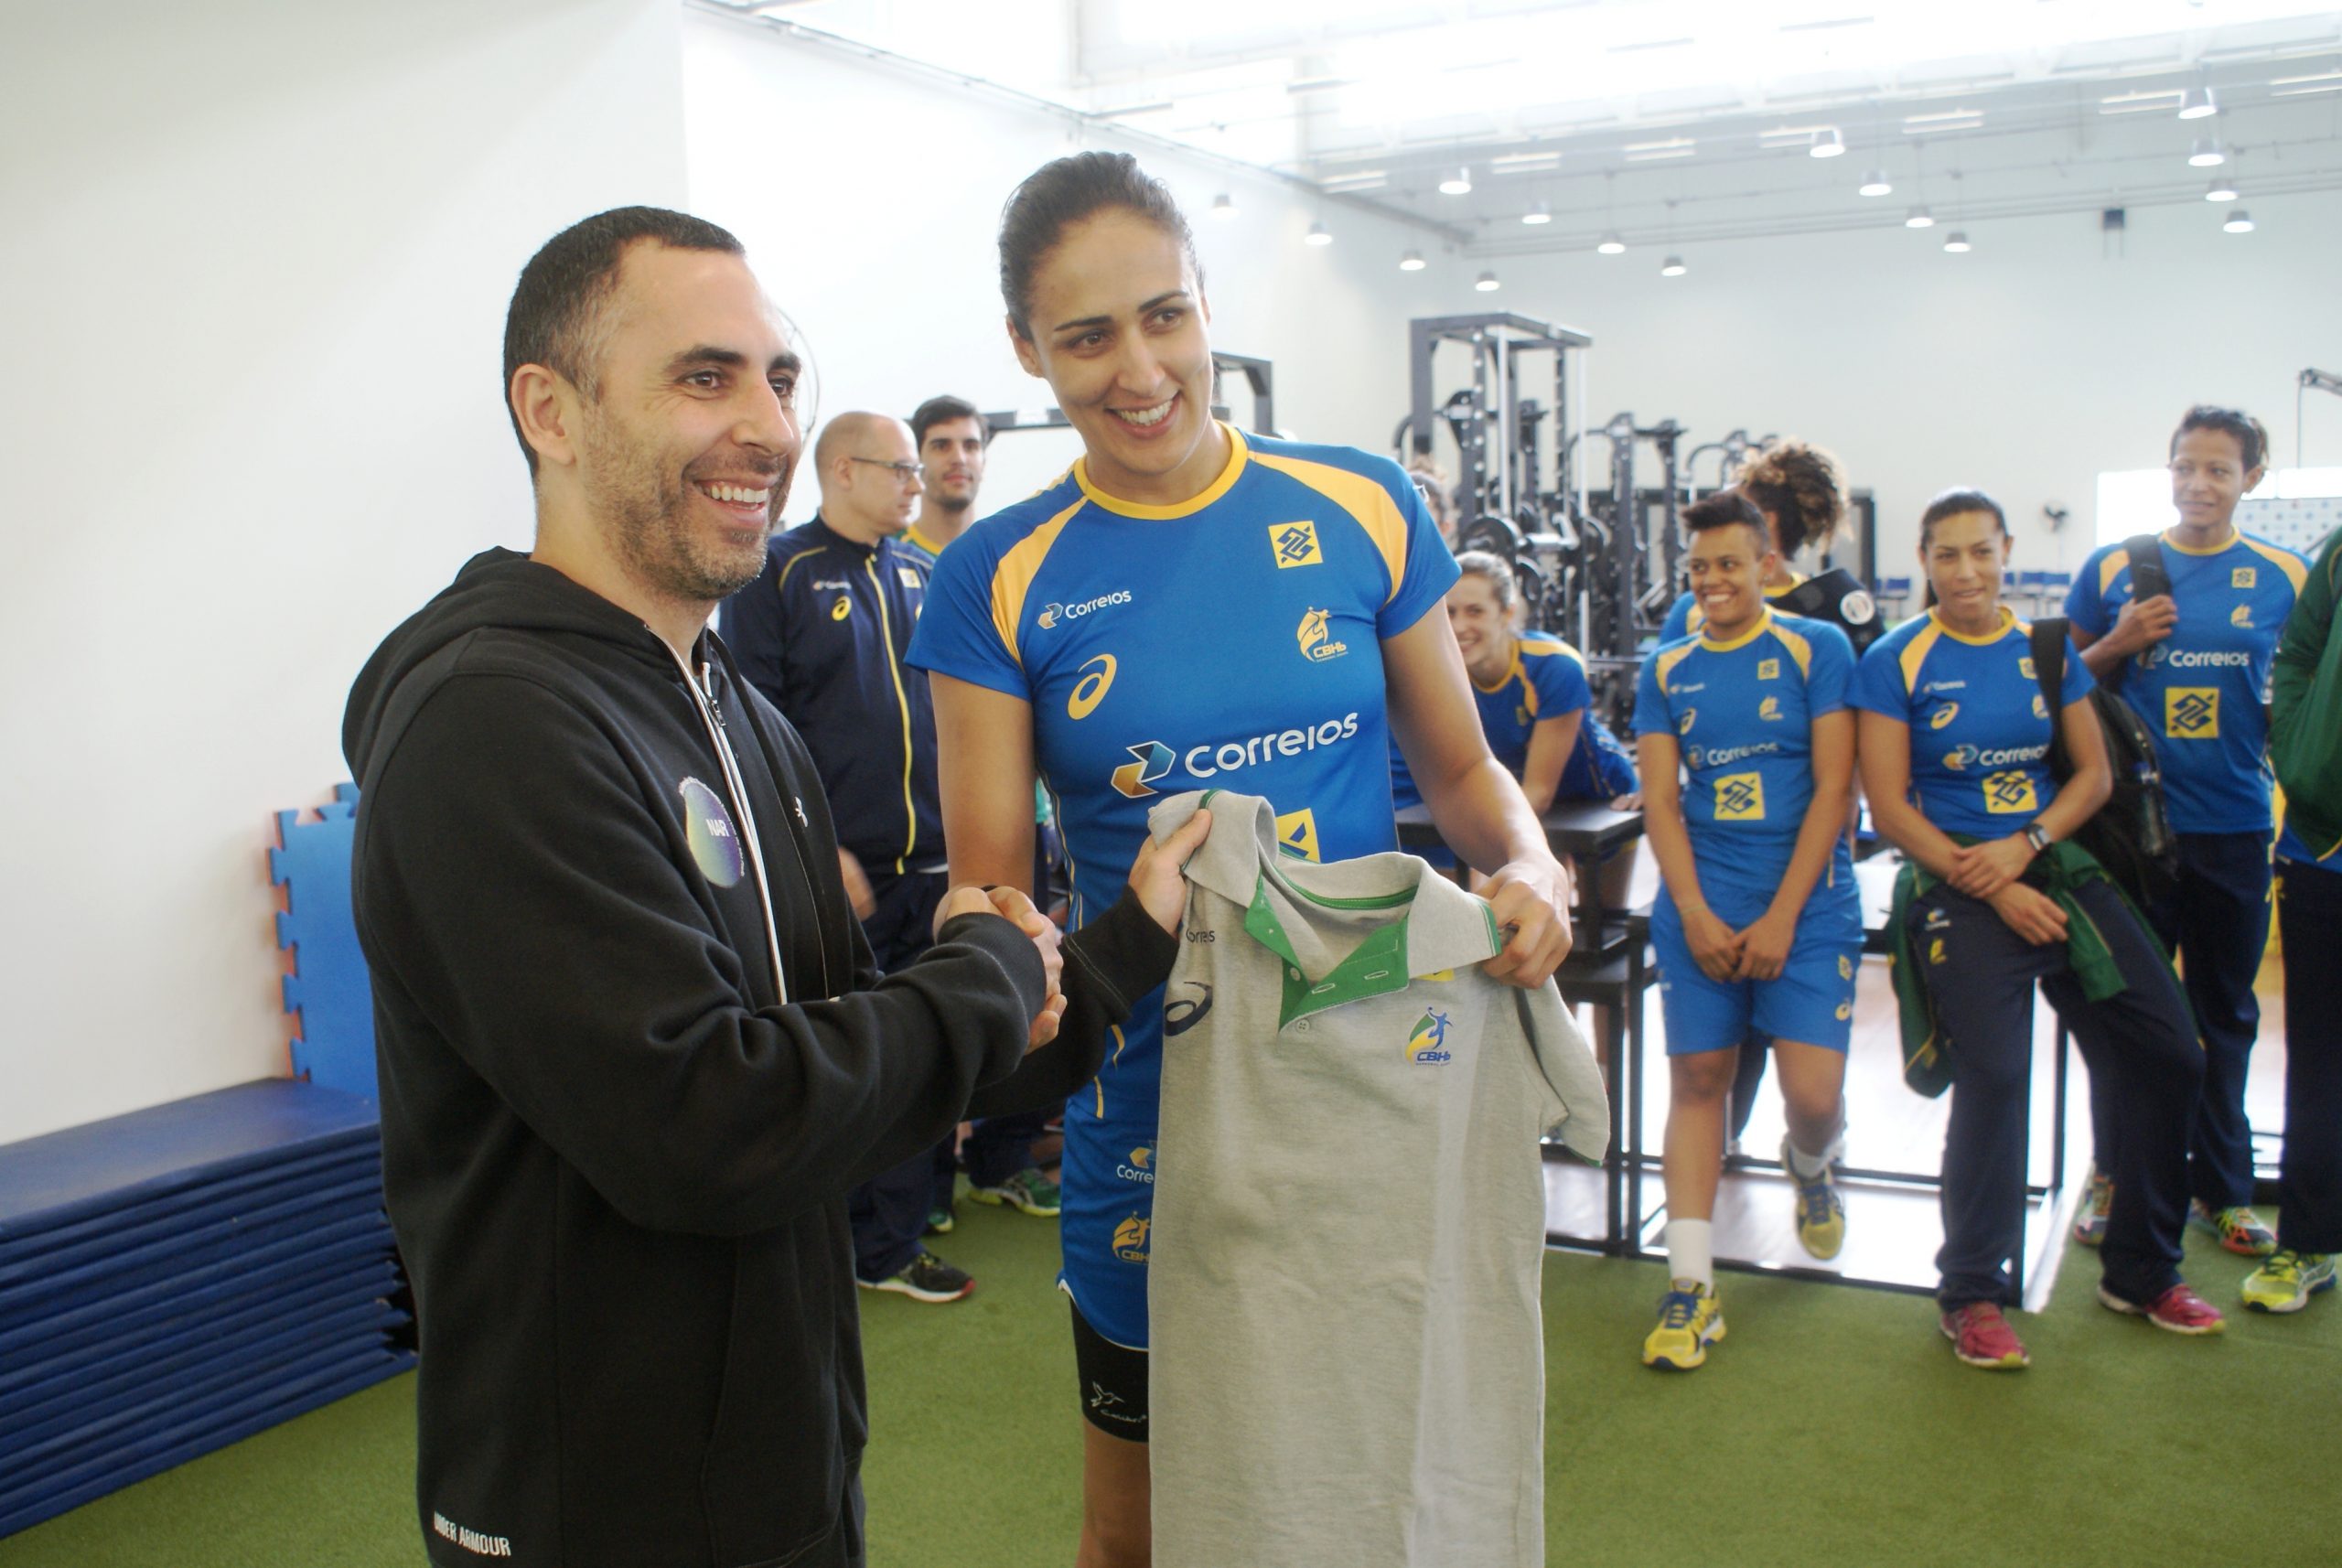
[1942, 741, 2047, 772]
[1036, 589, 1133, 630]
[1108, 713, 1363, 797]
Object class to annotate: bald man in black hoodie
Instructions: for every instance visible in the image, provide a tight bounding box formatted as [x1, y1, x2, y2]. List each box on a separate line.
[345, 207, 1199, 1568]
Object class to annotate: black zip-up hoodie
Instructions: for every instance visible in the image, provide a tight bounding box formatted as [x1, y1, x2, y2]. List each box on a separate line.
[345, 549, 1169, 1568]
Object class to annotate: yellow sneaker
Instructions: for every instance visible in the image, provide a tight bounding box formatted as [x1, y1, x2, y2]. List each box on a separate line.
[2241, 1251, 2336, 1314]
[1783, 1137, 1846, 1261]
[1642, 1281, 1725, 1369]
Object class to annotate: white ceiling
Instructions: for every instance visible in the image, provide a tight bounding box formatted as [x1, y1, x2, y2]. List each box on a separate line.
[708, 1, 2342, 251]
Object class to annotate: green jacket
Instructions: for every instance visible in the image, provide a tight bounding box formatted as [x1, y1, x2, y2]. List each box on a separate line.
[2272, 526, 2342, 858]
[1888, 839, 2161, 1098]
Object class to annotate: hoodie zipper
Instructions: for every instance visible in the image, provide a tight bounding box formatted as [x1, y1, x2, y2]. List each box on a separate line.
[666, 644, 800, 1006]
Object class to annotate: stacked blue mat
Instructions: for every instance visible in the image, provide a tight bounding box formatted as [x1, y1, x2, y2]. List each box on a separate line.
[0, 1079, 414, 1540]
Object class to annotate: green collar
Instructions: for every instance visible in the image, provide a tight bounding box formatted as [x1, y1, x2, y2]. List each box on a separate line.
[1243, 874, 1417, 1027]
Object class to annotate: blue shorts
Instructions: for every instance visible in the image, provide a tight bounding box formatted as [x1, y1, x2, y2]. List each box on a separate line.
[1652, 868, 1862, 1055]
[1056, 1101, 1160, 1349]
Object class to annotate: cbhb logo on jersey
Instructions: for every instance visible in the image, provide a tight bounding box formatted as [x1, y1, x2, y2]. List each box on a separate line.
[1759, 695, 1782, 722]
[1112, 741, 1175, 797]
[1112, 1215, 1151, 1262]
[1405, 1009, 1453, 1064]
[1296, 607, 1348, 662]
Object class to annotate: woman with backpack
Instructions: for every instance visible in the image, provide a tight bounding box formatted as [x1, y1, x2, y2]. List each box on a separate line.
[2063, 407, 2311, 1256]
[1856, 488, 2221, 1369]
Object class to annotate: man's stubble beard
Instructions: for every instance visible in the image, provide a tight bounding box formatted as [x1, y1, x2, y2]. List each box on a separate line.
[583, 410, 789, 604]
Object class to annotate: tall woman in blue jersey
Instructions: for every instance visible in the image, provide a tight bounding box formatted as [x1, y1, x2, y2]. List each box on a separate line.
[1632, 491, 1863, 1370]
[906, 152, 1575, 1567]
[2065, 407, 2307, 1257]
[1858, 489, 2222, 1370]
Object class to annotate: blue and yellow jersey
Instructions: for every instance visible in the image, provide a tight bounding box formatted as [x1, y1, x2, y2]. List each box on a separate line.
[2066, 530, 2307, 833]
[1853, 607, 2092, 839]
[1634, 610, 1854, 876]
[719, 518, 940, 873]
[1388, 632, 1598, 810]
[1660, 574, 1804, 642]
[906, 423, 1456, 1105]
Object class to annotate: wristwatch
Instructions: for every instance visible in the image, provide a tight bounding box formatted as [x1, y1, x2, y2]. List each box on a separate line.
[2024, 822, 2053, 854]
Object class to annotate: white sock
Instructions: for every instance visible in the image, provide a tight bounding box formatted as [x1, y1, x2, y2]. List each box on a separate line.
[1667, 1219, 1714, 1291]
[1785, 1134, 1842, 1181]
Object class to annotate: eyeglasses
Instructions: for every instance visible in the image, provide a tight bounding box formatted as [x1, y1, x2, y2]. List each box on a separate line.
[849, 456, 926, 483]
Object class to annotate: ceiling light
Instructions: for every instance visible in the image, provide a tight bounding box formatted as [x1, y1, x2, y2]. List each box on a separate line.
[1399, 249, 1426, 272]
[1858, 168, 1893, 197]
[1905, 205, 1935, 229]
[1475, 270, 1501, 292]
[1810, 126, 1847, 158]
[2178, 84, 2218, 120]
[1439, 166, 1473, 195]
[1660, 254, 1686, 277]
[2224, 209, 2255, 233]
[1210, 193, 1237, 220]
[2205, 175, 2239, 202]
[1521, 202, 1552, 225]
[2188, 138, 2226, 167]
[1596, 232, 1626, 254]
[1305, 220, 1333, 246]
[1942, 231, 1971, 253]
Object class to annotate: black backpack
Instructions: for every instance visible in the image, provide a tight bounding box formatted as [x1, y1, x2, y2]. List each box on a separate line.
[1774, 566, 1886, 655]
[2030, 616, 2178, 908]
[2096, 532, 2172, 695]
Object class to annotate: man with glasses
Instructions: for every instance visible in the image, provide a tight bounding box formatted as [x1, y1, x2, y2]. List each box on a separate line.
[721, 411, 979, 1302]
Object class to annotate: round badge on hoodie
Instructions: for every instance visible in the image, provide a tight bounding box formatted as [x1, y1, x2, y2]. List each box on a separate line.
[679, 777, 744, 887]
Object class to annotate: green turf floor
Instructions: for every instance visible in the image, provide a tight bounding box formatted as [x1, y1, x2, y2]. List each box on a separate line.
[5, 1200, 2336, 1567]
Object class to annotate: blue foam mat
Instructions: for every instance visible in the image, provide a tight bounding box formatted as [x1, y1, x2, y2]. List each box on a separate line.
[1, 1300, 404, 1461]
[2, 1197, 391, 1319]
[0, 1220, 394, 1362]
[2, 1330, 408, 1492]
[0, 1348, 414, 1540]
[0, 1262, 399, 1413]
[0, 1142, 381, 1273]
[0, 1174, 385, 1301]
[0, 1079, 379, 1244]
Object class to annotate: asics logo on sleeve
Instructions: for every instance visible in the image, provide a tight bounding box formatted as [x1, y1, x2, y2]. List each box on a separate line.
[1069, 654, 1118, 719]
[1164, 983, 1215, 1036]
[1930, 703, 1961, 729]
[1678, 708, 1697, 735]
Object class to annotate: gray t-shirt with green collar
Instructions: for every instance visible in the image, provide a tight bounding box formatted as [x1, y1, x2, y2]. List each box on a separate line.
[1144, 789, 1607, 1568]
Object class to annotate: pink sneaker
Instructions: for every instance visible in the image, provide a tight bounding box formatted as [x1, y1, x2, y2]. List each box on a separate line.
[2098, 1282, 2228, 1336]
[1939, 1302, 2030, 1369]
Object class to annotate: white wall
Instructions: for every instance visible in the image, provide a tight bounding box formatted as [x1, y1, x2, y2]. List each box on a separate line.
[1487, 191, 2342, 582]
[0, 0, 688, 1145]
[681, 7, 1485, 516]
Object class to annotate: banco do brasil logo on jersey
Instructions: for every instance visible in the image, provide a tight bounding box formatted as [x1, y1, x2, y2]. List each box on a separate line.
[1270, 521, 1323, 569]
[1406, 1009, 1453, 1064]
[1069, 654, 1117, 720]
[1109, 714, 1362, 798]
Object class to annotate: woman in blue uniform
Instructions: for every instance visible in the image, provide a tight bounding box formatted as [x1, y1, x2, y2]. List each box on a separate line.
[2064, 406, 2308, 1254]
[1858, 488, 2222, 1370]
[1660, 443, 1879, 1147]
[1390, 551, 1640, 831]
[1631, 491, 1863, 1369]
[905, 152, 1574, 1567]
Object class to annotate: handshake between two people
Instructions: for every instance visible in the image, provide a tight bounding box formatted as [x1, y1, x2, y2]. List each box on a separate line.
[933, 807, 1217, 1052]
